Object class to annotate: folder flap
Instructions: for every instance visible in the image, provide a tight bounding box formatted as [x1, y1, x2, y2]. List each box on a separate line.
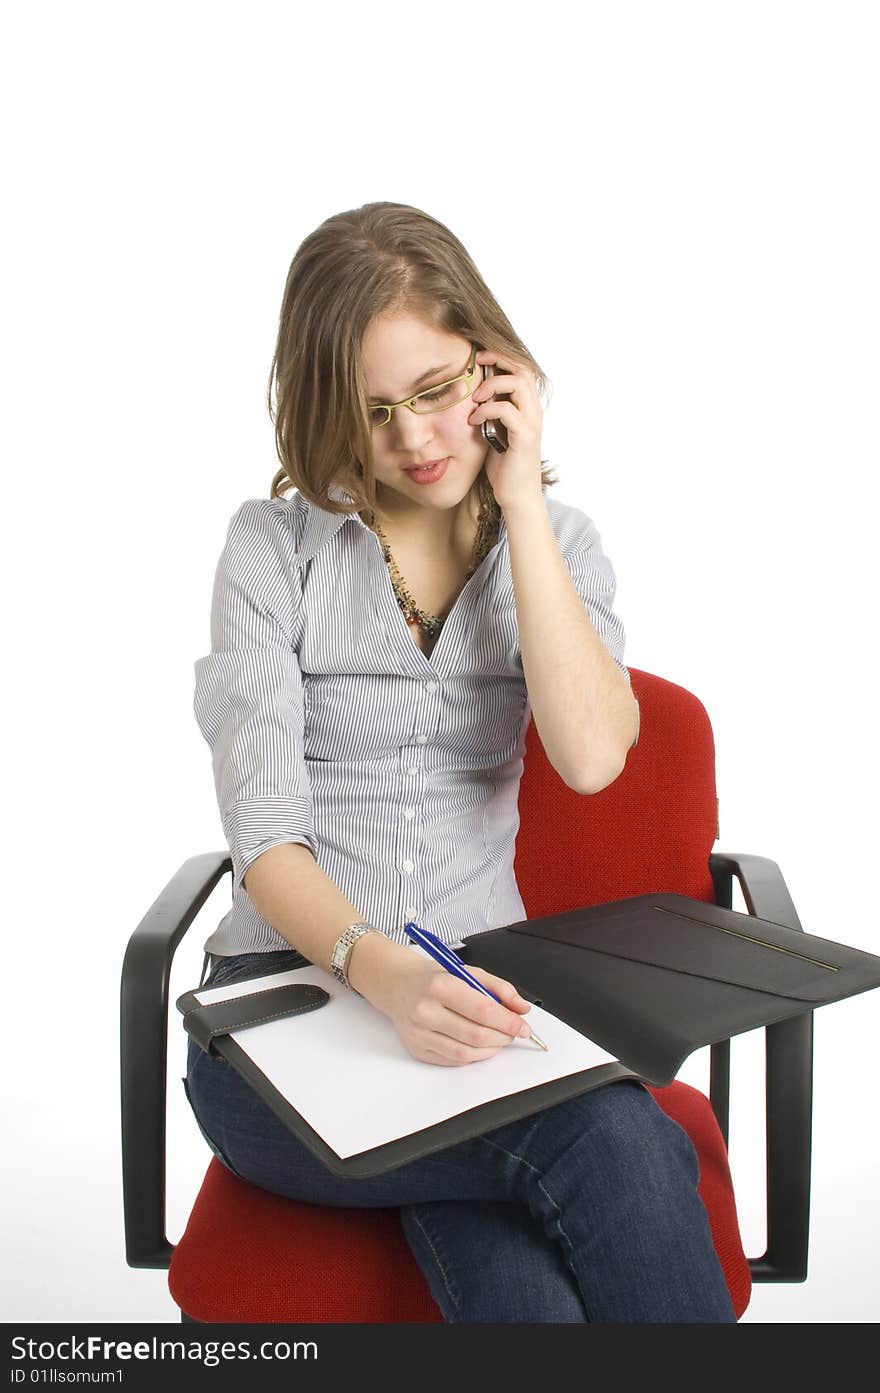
[178, 981, 330, 1055]
[504, 893, 880, 1004]
[464, 919, 818, 1083]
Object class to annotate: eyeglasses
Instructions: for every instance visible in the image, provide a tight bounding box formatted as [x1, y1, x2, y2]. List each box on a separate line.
[368, 344, 478, 428]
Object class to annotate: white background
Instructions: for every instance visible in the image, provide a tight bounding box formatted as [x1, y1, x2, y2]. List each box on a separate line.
[3, 0, 877, 1326]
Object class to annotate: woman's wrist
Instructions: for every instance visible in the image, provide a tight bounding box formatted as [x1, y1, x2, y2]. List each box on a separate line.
[346, 930, 412, 1006]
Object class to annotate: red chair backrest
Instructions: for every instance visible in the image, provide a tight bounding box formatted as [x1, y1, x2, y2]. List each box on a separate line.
[516, 669, 718, 911]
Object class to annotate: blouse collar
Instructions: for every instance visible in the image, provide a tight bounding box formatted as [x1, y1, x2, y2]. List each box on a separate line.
[296, 480, 509, 566]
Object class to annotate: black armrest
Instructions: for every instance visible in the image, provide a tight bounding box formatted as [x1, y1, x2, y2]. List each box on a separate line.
[709, 851, 813, 1284]
[120, 852, 231, 1268]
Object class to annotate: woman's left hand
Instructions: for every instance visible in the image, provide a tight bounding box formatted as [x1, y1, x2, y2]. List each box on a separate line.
[468, 349, 545, 513]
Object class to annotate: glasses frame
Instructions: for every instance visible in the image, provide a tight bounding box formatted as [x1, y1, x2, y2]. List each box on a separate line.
[369, 344, 478, 427]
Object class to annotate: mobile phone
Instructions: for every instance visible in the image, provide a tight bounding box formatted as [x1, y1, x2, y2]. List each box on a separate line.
[481, 363, 510, 453]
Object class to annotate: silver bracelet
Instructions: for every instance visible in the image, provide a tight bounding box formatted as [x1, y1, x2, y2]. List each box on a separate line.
[329, 923, 383, 993]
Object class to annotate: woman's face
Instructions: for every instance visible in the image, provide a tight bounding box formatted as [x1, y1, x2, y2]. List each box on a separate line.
[361, 310, 489, 520]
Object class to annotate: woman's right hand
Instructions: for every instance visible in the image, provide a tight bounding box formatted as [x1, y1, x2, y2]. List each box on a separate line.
[348, 933, 535, 1066]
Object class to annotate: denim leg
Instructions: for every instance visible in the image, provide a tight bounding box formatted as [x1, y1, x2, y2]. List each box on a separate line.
[472, 1079, 736, 1323]
[399, 1199, 588, 1323]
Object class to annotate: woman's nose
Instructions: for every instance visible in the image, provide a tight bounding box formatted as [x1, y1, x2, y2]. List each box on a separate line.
[390, 410, 436, 450]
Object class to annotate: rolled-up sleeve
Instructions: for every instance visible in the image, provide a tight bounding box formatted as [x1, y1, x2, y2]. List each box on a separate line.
[193, 499, 316, 896]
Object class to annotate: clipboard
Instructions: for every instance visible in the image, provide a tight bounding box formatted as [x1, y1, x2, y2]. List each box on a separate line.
[177, 892, 880, 1179]
[177, 971, 640, 1179]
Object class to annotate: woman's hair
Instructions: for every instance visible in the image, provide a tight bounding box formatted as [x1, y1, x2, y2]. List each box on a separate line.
[266, 201, 558, 517]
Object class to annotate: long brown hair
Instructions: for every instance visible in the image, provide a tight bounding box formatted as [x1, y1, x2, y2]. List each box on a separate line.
[266, 201, 558, 517]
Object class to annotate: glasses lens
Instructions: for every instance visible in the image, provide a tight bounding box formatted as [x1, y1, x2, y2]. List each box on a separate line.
[412, 376, 470, 414]
[369, 375, 471, 427]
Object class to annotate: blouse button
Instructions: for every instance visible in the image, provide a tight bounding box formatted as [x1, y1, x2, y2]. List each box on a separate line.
[401, 859, 415, 874]
[402, 808, 415, 819]
[415, 734, 428, 744]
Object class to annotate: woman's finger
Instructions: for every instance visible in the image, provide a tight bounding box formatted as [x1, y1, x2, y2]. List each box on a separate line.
[428, 1003, 523, 1050]
[461, 965, 534, 1015]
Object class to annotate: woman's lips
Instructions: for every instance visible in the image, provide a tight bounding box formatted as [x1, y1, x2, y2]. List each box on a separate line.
[403, 457, 450, 484]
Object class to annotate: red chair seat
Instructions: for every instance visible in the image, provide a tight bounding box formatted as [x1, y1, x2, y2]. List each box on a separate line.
[169, 1079, 750, 1323]
[169, 1162, 442, 1324]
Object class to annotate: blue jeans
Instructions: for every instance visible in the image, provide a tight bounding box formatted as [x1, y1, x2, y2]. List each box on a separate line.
[183, 950, 736, 1324]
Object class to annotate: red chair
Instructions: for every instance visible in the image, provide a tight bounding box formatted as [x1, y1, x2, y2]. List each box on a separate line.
[121, 669, 812, 1322]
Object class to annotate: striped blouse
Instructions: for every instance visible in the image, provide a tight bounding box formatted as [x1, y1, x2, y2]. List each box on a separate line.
[193, 483, 631, 957]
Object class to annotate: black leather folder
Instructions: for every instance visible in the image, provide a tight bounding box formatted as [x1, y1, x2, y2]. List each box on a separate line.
[462, 893, 880, 1085]
[178, 892, 880, 1178]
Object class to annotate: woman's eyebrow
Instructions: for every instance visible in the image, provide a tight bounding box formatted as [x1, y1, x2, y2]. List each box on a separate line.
[368, 362, 453, 404]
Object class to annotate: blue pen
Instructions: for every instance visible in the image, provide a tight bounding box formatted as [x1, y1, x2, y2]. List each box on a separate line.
[403, 922, 548, 1051]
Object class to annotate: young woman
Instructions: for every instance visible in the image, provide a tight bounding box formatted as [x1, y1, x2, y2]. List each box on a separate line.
[186, 200, 736, 1323]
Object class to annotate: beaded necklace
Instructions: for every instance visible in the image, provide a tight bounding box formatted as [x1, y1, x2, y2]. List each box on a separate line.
[367, 477, 502, 641]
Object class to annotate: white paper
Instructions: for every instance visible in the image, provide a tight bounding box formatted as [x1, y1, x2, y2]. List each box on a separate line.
[193, 956, 622, 1160]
